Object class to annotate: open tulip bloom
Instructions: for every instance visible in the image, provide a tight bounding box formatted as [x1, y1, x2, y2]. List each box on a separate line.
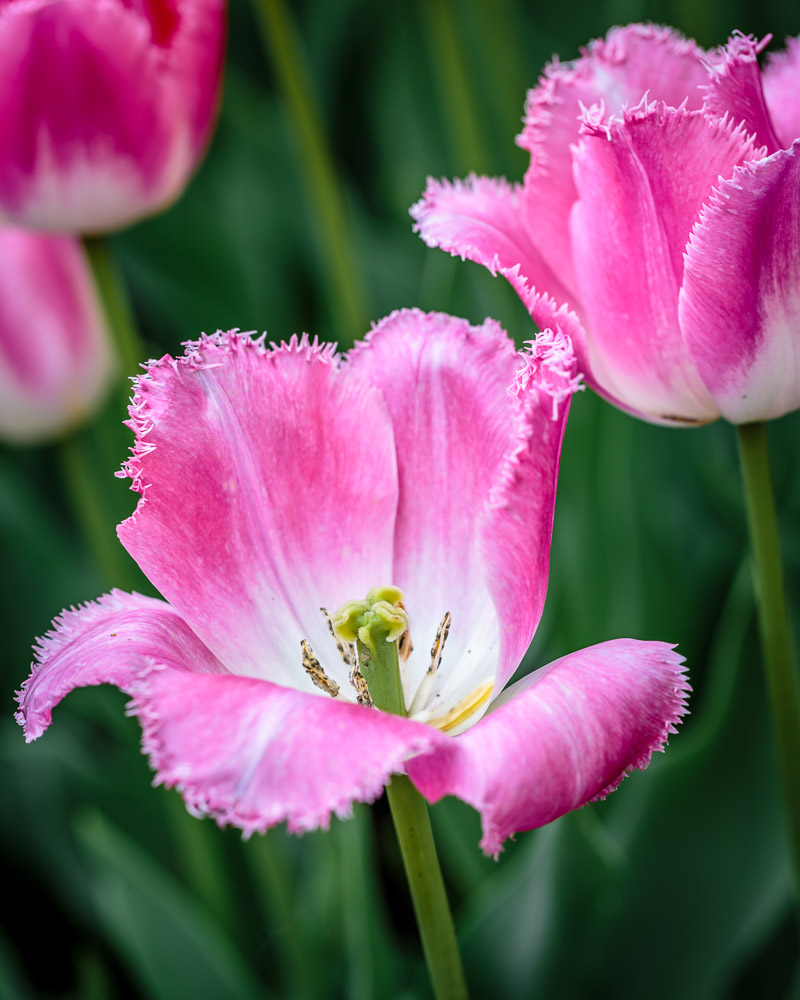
[0, 0, 225, 233]
[414, 24, 800, 904]
[412, 26, 800, 427]
[17, 310, 688, 988]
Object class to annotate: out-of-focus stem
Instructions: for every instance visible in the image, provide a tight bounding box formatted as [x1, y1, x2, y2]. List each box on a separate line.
[250, 0, 368, 338]
[420, 0, 490, 175]
[83, 237, 144, 382]
[736, 420, 800, 898]
[246, 831, 316, 1000]
[56, 430, 135, 590]
[336, 807, 390, 1000]
[163, 792, 234, 943]
[386, 775, 468, 1000]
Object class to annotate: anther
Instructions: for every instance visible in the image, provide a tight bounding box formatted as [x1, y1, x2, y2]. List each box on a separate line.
[398, 601, 413, 663]
[429, 611, 451, 676]
[408, 611, 451, 717]
[349, 651, 374, 708]
[301, 639, 340, 698]
[321, 607, 355, 668]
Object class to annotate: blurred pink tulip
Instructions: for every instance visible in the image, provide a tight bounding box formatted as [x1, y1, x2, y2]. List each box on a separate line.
[0, 227, 115, 442]
[413, 26, 800, 426]
[0, 0, 225, 232]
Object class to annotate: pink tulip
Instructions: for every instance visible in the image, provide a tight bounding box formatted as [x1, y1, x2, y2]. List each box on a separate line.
[16, 312, 687, 855]
[0, 227, 114, 442]
[412, 26, 800, 426]
[0, 0, 225, 232]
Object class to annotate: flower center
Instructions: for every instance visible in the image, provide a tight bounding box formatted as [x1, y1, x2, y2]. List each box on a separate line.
[299, 585, 492, 734]
[332, 586, 408, 716]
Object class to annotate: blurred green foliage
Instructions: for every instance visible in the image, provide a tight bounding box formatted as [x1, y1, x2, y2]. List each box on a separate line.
[2, 0, 800, 997]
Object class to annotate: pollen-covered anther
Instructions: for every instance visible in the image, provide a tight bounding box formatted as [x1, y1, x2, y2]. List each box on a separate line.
[349, 654, 374, 708]
[397, 602, 413, 663]
[320, 607, 355, 668]
[408, 611, 451, 716]
[301, 639, 340, 699]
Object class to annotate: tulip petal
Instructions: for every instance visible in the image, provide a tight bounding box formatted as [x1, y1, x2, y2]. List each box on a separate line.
[410, 175, 575, 317]
[16, 589, 227, 742]
[763, 35, 800, 150]
[517, 24, 708, 299]
[410, 177, 595, 386]
[680, 143, 800, 423]
[482, 332, 579, 692]
[349, 311, 579, 717]
[128, 667, 448, 835]
[570, 103, 759, 423]
[118, 332, 398, 692]
[703, 33, 783, 155]
[406, 640, 689, 856]
[348, 310, 519, 712]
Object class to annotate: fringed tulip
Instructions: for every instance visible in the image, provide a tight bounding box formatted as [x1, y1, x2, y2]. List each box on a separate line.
[0, 227, 114, 442]
[412, 26, 800, 426]
[16, 311, 688, 854]
[0, 0, 225, 232]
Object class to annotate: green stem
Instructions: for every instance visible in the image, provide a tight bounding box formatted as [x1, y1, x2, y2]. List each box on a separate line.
[56, 430, 136, 590]
[336, 807, 394, 1000]
[163, 791, 234, 941]
[83, 237, 144, 380]
[246, 832, 316, 1000]
[736, 421, 800, 893]
[386, 775, 468, 1000]
[421, 0, 490, 174]
[250, 0, 368, 338]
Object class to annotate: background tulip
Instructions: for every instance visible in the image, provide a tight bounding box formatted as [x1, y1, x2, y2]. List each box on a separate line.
[0, 227, 114, 443]
[0, 0, 225, 232]
[413, 26, 800, 427]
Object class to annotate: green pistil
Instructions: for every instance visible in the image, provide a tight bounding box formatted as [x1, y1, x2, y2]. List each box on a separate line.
[333, 586, 408, 716]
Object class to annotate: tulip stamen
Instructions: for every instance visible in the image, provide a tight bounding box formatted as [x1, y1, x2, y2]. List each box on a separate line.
[301, 639, 340, 698]
[398, 602, 413, 664]
[408, 611, 451, 717]
[320, 606, 355, 668]
[349, 650, 374, 708]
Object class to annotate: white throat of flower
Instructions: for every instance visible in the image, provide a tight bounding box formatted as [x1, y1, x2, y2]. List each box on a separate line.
[299, 586, 493, 735]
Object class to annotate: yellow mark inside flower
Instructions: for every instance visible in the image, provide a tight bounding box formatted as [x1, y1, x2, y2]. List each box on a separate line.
[428, 679, 494, 734]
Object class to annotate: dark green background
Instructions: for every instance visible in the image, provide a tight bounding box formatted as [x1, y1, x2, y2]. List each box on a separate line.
[1, 0, 799, 997]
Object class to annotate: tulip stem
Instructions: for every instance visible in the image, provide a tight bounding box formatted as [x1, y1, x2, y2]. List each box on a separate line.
[250, 0, 368, 338]
[736, 421, 800, 895]
[386, 775, 468, 1000]
[83, 237, 145, 380]
[57, 429, 137, 590]
[421, 0, 490, 175]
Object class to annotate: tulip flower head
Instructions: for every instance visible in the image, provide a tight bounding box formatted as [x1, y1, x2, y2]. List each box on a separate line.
[413, 26, 800, 426]
[0, 0, 225, 232]
[16, 311, 688, 854]
[0, 226, 115, 443]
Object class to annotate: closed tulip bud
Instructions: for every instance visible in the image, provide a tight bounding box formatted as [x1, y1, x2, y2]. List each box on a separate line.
[0, 0, 225, 233]
[0, 227, 115, 442]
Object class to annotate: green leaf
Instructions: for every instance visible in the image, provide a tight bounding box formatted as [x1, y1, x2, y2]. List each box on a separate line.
[74, 810, 269, 1000]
